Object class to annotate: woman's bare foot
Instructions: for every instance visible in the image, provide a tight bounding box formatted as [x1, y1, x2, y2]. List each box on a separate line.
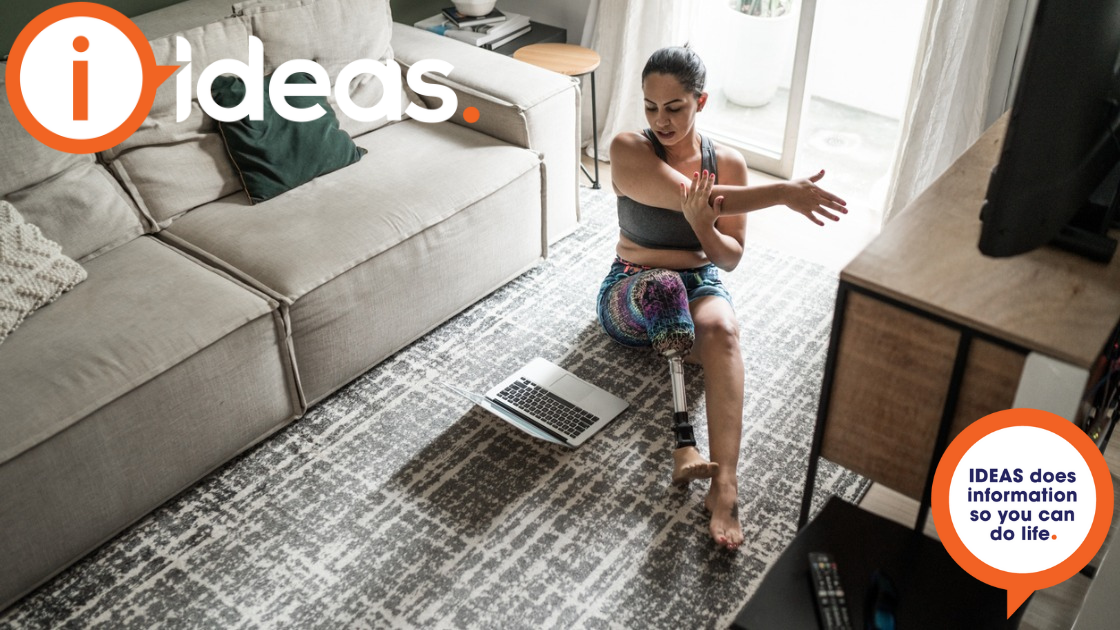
[704, 478, 743, 551]
[671, 446, 719, 485]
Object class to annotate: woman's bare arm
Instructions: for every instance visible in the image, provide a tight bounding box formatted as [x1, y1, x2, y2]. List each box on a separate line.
[611, 132, 848, 225]
[681, 147, 748, 271]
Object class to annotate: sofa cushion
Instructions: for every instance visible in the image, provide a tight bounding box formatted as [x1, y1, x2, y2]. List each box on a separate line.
[0, 236, 276, 466]
[234, 0, 412, 138]
[288, 164, 543, 405]
[0, 201, 87, 344]
[211, 71, 366, 203]
[163, 119, 540, 301]
[0, 65, 147, 262]
[100, 17, 252, 225]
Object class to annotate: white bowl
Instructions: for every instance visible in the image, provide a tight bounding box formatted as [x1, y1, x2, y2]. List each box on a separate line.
[453, 0, 497, 17]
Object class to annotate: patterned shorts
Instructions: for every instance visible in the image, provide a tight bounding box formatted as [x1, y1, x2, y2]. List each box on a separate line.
[595, 256, 733, 350]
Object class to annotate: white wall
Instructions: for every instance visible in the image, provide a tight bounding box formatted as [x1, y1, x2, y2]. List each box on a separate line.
[497, 0, 594, 44]
[986, 0, 1037, 127]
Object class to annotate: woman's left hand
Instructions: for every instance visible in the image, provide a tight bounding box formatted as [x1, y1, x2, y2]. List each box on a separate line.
[681, 170, 724, 229]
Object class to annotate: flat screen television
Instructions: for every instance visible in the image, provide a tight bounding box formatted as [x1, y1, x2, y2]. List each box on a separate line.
[979, 0, 1120, 262]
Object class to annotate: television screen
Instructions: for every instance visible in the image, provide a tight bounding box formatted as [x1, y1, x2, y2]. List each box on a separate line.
[979, 0, 1120, 262]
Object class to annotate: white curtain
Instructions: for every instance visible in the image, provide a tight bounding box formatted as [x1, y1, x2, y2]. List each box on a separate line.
[580, 0, 703, 161]
[882, 0, 1011, 223]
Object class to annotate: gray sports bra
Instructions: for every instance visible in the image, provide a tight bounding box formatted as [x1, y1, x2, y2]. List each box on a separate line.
[617, 129, 718, 251]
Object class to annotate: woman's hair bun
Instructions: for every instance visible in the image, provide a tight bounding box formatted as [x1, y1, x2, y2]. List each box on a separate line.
[642, 46, 706, 96]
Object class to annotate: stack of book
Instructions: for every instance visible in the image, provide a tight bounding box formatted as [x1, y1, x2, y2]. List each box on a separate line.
[414, 9, 532, 50]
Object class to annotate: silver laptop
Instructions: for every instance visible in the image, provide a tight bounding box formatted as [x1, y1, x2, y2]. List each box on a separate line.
[444, 357, 629, 448]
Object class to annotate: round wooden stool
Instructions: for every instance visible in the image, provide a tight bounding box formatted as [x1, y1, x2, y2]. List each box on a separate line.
[514, 43, 602, 189]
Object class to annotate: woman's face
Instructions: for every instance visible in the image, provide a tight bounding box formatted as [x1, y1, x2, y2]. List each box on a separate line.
[643, 72, 706, 147]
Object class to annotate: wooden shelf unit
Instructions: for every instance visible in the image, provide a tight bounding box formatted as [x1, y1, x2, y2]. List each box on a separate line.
[800, 115, 1120, 528]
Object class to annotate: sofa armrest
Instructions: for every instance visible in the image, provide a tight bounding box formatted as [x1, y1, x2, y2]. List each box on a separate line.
[391, 23, 582, 243]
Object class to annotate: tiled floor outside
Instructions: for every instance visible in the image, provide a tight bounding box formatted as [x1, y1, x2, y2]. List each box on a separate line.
[705, 87, 901, 220]
[702, 88, 896, 272]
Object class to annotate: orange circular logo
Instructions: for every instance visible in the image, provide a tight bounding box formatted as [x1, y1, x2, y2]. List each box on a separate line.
[5, 2, 177, 154]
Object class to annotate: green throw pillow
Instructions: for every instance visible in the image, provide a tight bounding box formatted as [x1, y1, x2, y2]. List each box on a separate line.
[211, 72, 365, 203]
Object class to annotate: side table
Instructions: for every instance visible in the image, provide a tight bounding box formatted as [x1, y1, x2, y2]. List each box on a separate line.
[513, 43, 601, 189]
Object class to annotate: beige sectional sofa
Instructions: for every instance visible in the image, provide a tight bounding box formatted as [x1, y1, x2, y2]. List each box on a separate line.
[0, 0, 579, 611]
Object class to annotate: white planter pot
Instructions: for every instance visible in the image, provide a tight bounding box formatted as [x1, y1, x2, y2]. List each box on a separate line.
[723, 8, 798, 107]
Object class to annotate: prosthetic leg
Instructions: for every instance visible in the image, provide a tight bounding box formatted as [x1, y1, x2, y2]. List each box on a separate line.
[604, 267, 699, 450]
[637, 270, 699, 451]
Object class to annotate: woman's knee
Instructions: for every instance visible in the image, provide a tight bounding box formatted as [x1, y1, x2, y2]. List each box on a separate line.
[695, 313, 740, 349]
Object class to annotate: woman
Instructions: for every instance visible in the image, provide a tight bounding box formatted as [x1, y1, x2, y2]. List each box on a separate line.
[599, 46, 847, 551]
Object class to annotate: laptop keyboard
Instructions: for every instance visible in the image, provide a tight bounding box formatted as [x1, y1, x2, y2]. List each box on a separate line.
[495, 378, 598, 439]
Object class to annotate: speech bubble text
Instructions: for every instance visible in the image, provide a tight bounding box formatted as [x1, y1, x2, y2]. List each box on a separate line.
[932, 408, 1113, 618]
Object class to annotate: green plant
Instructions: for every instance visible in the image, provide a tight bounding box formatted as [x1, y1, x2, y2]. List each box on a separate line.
[729, 0, 792, 17]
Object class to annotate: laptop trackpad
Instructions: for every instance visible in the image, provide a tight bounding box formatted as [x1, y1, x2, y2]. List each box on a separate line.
[550, 374, 591, 405]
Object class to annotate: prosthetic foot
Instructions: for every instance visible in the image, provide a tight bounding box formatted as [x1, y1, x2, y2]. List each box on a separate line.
[666, 348, 717, 485]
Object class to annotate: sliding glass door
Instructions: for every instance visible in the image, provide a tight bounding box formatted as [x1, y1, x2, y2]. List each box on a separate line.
[692, 0, 818, 179]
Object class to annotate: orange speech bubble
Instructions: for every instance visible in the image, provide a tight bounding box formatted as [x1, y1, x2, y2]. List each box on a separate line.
[5, 2, 177, 154]
[932, 408, 1113, 618]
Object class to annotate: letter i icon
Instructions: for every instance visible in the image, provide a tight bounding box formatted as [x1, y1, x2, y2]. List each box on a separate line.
[73, 36, 89, 121]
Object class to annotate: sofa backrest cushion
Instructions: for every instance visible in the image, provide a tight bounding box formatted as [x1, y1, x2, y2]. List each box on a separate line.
[100, 17, 251, 227]
[233, 0, 411, 138]
[234, 0, 392, 74]
[102, 0, 408, 226]
[0, 65, 147, 262]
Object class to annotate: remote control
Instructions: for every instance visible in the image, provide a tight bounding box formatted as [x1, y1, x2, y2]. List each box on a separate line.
[808, 552, 852, 630]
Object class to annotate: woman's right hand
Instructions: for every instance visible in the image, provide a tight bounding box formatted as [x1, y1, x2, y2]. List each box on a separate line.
[784, 170, 848, 226]
[681, 169, 723, 229]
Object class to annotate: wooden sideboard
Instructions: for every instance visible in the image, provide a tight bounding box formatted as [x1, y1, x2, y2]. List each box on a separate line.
[799, 115, 1120, 528]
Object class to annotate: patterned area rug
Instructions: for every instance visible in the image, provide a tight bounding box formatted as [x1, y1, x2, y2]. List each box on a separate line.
[1, 187, 869, 629]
